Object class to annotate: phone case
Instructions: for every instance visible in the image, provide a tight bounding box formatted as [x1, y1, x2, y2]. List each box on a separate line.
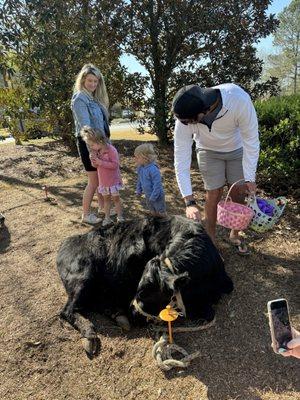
[267, 298, 291, 354]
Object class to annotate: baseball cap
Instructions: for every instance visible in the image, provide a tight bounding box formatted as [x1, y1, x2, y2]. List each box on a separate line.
[172, 85, 217, 119]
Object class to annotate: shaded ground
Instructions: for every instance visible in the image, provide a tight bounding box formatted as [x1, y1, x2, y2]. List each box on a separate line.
[0, 137, 299, 400]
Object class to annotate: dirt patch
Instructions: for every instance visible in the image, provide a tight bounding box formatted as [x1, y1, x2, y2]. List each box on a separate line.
[0, 139, 299, 400]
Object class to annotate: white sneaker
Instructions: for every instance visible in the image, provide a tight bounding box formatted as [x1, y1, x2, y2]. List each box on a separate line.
[81, 213, 102, 225]
[98, 208, 117, 217]
[102, 218, 113, 227]
[117, 216, 125, 223]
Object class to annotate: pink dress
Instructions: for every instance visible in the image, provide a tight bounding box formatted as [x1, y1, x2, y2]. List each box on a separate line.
[92, 144, 123, 195]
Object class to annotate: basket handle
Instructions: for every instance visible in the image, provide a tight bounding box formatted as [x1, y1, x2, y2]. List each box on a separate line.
[246, 194, 256, 206]
[275, 196, 287, 216]
[224, 179, 245, 205]
[246, 195, 287, 217]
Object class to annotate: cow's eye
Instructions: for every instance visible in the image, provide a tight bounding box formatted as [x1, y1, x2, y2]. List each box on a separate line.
[137, 288, 149, 299]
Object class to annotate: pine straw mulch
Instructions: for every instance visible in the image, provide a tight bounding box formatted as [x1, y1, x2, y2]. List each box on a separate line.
[0, 139, 299, 400]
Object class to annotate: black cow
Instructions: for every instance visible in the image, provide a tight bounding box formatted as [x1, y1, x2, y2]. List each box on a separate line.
[57, 215, 233, 356]
[0, 213, 5, 228]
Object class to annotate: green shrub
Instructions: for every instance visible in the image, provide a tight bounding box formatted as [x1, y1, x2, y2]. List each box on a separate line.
[0, 87, 54, 143]
[255, 94, 300, 195]
[0, 87, 29, 144]
[23, 118, 53, 141]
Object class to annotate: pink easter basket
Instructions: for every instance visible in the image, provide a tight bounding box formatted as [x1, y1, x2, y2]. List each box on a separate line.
[217, 180, 255, 230]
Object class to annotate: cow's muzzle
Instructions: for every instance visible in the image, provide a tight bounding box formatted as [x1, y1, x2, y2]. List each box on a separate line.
[131, 298, 161, 322]
[131, 291, 186, 322]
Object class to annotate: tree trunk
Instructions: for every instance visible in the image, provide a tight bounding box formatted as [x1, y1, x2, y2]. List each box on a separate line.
[2, 71, 9, 88]
[153, 90, 169, 144]
[294, 32, 299, 94]
[294, 64, 297, 94]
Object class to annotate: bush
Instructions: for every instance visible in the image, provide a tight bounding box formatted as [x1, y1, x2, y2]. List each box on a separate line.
[0, 88, 54, 143]
[23, 118, 53, 141]
[0, 87, 29, 144]
[255, 94, 300, 196]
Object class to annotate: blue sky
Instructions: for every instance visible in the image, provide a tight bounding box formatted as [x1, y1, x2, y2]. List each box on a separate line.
[121, 0, 292, 75]
[257, 0, 292, 54]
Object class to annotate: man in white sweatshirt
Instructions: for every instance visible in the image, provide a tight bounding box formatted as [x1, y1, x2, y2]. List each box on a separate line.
[173, 83, 259, 255]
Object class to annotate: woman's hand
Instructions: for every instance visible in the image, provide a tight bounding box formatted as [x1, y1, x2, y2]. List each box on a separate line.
[281, 328, 300, 359]
[90, 155, 101, 167]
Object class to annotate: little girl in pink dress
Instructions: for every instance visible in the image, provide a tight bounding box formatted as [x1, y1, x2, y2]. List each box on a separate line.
[81, 126, 124, 226]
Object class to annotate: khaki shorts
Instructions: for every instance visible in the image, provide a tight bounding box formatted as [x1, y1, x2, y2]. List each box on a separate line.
[196, 147, 244, 190]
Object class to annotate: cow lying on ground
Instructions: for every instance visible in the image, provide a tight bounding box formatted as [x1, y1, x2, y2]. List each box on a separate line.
[57, 215, 233, 356]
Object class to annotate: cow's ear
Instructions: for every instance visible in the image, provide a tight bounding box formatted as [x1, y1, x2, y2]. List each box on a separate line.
[173, 272, 190, 290]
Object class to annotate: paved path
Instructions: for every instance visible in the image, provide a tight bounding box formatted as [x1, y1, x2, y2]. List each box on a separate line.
[0, 137, 15, 145]
[110, 121, 139, 131]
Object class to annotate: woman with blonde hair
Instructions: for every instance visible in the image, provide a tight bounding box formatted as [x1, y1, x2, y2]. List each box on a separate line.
[134, 143, 166, 216]
[71, 63, 111, 225]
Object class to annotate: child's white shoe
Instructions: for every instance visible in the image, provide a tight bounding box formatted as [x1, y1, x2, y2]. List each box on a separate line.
[81, 213, 101, 225]
[102, 218, 113, 227]
[98, 207, 117, 217]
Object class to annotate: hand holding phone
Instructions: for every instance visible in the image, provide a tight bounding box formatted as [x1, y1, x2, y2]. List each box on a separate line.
[267, 298, 293, 354]
[280, 328, 300, 359]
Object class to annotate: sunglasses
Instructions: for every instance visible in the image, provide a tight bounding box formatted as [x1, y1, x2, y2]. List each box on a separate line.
[175, 97, 220, 125]
[175, 113, 206, 125]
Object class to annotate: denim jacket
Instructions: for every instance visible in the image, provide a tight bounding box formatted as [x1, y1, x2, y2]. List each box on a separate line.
[136, 162, 165, 202]
[71, 91, 110, 137]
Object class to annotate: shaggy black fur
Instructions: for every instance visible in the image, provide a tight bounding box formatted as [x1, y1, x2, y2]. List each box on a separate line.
[57, 215, 233, 354]
[0, 213, 5, 228]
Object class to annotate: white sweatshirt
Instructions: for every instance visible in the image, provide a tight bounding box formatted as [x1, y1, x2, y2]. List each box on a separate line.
[174, 83, 259, 197]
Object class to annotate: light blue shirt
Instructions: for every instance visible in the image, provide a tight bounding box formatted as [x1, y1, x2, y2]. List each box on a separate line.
[136, 162, 165, 202]
[71, 91, 110, 137]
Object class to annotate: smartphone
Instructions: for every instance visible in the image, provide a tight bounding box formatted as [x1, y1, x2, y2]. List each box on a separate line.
[267, 298, 293, 354]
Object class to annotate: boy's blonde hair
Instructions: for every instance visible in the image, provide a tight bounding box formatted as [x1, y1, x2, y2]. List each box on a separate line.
[73, 63, 109, 110]
[80, 126, 109, 147]
[134, 143, 157, 163]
